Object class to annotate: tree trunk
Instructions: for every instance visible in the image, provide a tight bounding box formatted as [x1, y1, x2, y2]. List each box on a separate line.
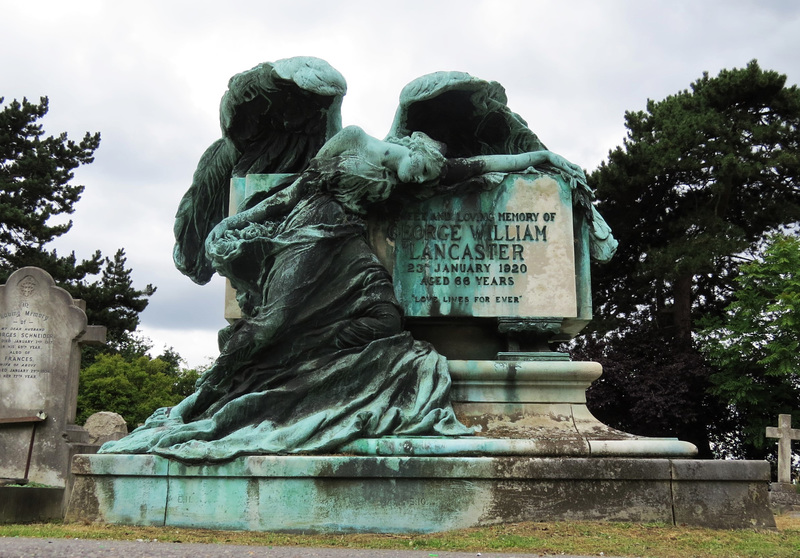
[672, 274, 693, 348]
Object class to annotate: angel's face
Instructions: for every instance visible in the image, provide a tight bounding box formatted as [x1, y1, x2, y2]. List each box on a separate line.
[397, 150, 441, 184]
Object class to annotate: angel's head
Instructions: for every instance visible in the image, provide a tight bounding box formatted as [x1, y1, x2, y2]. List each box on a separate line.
[388, 132, 446, 184]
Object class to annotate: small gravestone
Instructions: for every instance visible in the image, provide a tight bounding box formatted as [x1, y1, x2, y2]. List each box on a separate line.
[0, 267, 105, 488]
[84, 412, 128, 445]
[766, 414, 800, 513]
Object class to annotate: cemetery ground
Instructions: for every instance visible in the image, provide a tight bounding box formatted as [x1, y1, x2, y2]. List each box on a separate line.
[1, 515, 799, 557]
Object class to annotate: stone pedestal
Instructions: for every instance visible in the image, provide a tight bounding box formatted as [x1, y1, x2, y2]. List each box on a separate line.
[448, 359, 697, 457]
[65, 453, 775, 531]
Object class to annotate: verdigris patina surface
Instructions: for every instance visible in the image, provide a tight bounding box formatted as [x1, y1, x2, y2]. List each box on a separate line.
[100, 58, 615, 461]
[68, 58, 776, 533]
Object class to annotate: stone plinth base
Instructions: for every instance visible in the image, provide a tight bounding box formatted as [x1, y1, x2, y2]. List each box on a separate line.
[0, 442, 97, 523]
[339, 435, 697, 457]
[66, 453, 775, 532]
[448, 360, 699, 456]
[0, 487, 65, 523]
[769, 482, 800, 514]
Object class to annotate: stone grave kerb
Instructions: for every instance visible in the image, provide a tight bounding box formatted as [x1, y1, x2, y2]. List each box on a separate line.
[0, 267, 101, 487]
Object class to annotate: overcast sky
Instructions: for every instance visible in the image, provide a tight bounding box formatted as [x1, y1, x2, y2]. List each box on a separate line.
[2, 0, 799, 367]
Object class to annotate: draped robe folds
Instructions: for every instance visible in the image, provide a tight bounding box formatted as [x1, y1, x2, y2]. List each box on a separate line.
[100, 158, 472, 462]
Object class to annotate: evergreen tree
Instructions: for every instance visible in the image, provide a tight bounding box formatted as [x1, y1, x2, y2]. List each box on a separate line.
[0, 96, 102, 280]
[582, 61, 800, 457]
[1, 96, 154, 347]
[71, 249, 155, 352]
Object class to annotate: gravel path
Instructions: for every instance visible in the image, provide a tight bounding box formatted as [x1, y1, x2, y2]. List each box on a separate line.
[0, 537, 606, 558]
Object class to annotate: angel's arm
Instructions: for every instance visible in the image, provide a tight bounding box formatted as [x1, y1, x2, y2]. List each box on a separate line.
[465, 151, 585, 181]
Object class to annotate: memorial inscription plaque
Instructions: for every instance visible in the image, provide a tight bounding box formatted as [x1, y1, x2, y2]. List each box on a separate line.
[1, 278, 57, 406]
[393, 174, 579, 319]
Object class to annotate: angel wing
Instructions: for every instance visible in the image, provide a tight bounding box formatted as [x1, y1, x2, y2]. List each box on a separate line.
[387, 71, 615, 262]
[173, 57, 347, 285]
[386, 71, 546, 157]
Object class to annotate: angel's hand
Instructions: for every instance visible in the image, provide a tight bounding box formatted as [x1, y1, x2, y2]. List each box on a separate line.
[206, 220, 228, 246]
[208, 213, 246, 245]
[545, 152, 586, 181]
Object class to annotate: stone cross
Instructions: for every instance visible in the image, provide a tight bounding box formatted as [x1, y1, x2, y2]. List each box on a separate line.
[766, 414, 800, 484]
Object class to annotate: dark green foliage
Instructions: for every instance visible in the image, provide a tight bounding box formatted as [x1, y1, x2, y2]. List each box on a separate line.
[76, 353, 201, 429]
[76, 331, 201, 428]
[0, 96, 102, 280]
[698, 234, 800, 458]
[591, 60, 800, 337]
[575, 328, 730, 458]
[583, 61, 800, 457]
[1, 96, 154, 349]
[70, 249, 156, 353]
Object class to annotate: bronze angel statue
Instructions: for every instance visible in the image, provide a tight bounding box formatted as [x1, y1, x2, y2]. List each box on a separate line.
[101, 57, 616, 461]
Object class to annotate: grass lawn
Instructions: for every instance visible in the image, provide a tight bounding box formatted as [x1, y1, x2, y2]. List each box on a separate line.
[1, 515, 798, 557]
